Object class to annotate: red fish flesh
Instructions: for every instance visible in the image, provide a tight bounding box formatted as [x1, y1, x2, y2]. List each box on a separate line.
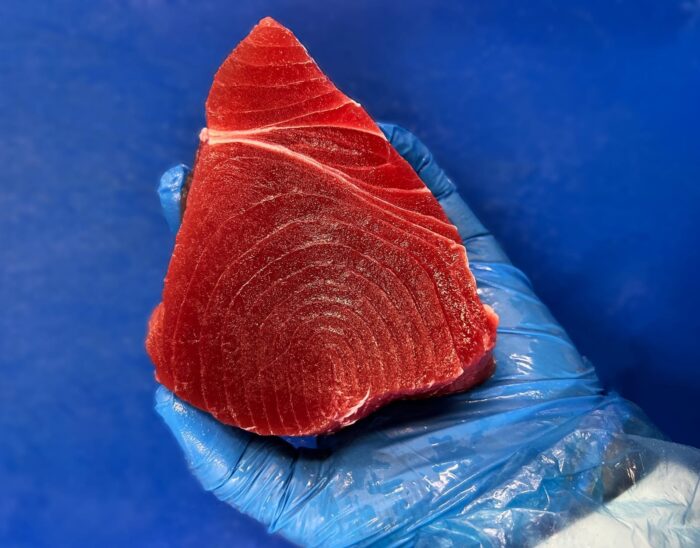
[146, 17, 498, 436]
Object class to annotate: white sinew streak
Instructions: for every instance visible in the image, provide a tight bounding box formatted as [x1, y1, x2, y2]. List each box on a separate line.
[197, 127, 467, 252]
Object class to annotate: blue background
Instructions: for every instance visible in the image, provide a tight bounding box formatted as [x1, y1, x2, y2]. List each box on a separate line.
[2, 1, 699, 545]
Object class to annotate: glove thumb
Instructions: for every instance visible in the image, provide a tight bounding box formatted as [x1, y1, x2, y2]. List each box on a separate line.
[155, 386, 297, 527]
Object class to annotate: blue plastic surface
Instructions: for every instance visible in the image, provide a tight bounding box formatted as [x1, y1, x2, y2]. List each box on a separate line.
[2, 1, 699, 545]
[154, 124, 700, 546]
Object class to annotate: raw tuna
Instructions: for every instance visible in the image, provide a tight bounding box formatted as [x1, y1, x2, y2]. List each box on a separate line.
[146, 17, 498, 436]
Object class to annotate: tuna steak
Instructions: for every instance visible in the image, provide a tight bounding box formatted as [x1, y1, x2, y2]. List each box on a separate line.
[147, 17, 498, 436]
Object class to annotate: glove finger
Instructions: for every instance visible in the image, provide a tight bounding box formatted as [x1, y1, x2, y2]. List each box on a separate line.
[155, 386, 297, 527]
[157, 164, 189, 234]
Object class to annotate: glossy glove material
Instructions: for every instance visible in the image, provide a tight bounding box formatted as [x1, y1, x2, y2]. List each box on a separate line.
[157, 163, 190, 234]
[154, 124, 700, 547]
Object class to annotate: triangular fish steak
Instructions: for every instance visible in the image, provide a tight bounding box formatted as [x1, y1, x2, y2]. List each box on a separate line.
[147, 17, 498, 436]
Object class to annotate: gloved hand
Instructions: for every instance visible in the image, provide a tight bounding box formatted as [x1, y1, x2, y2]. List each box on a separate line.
[153, 124, 700, 547]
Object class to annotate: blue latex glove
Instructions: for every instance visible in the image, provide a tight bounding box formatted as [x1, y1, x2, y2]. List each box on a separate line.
[153, 124, 700, 547]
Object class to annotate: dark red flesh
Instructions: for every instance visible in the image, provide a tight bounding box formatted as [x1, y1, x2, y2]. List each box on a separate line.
[147, 17, 498, 436]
